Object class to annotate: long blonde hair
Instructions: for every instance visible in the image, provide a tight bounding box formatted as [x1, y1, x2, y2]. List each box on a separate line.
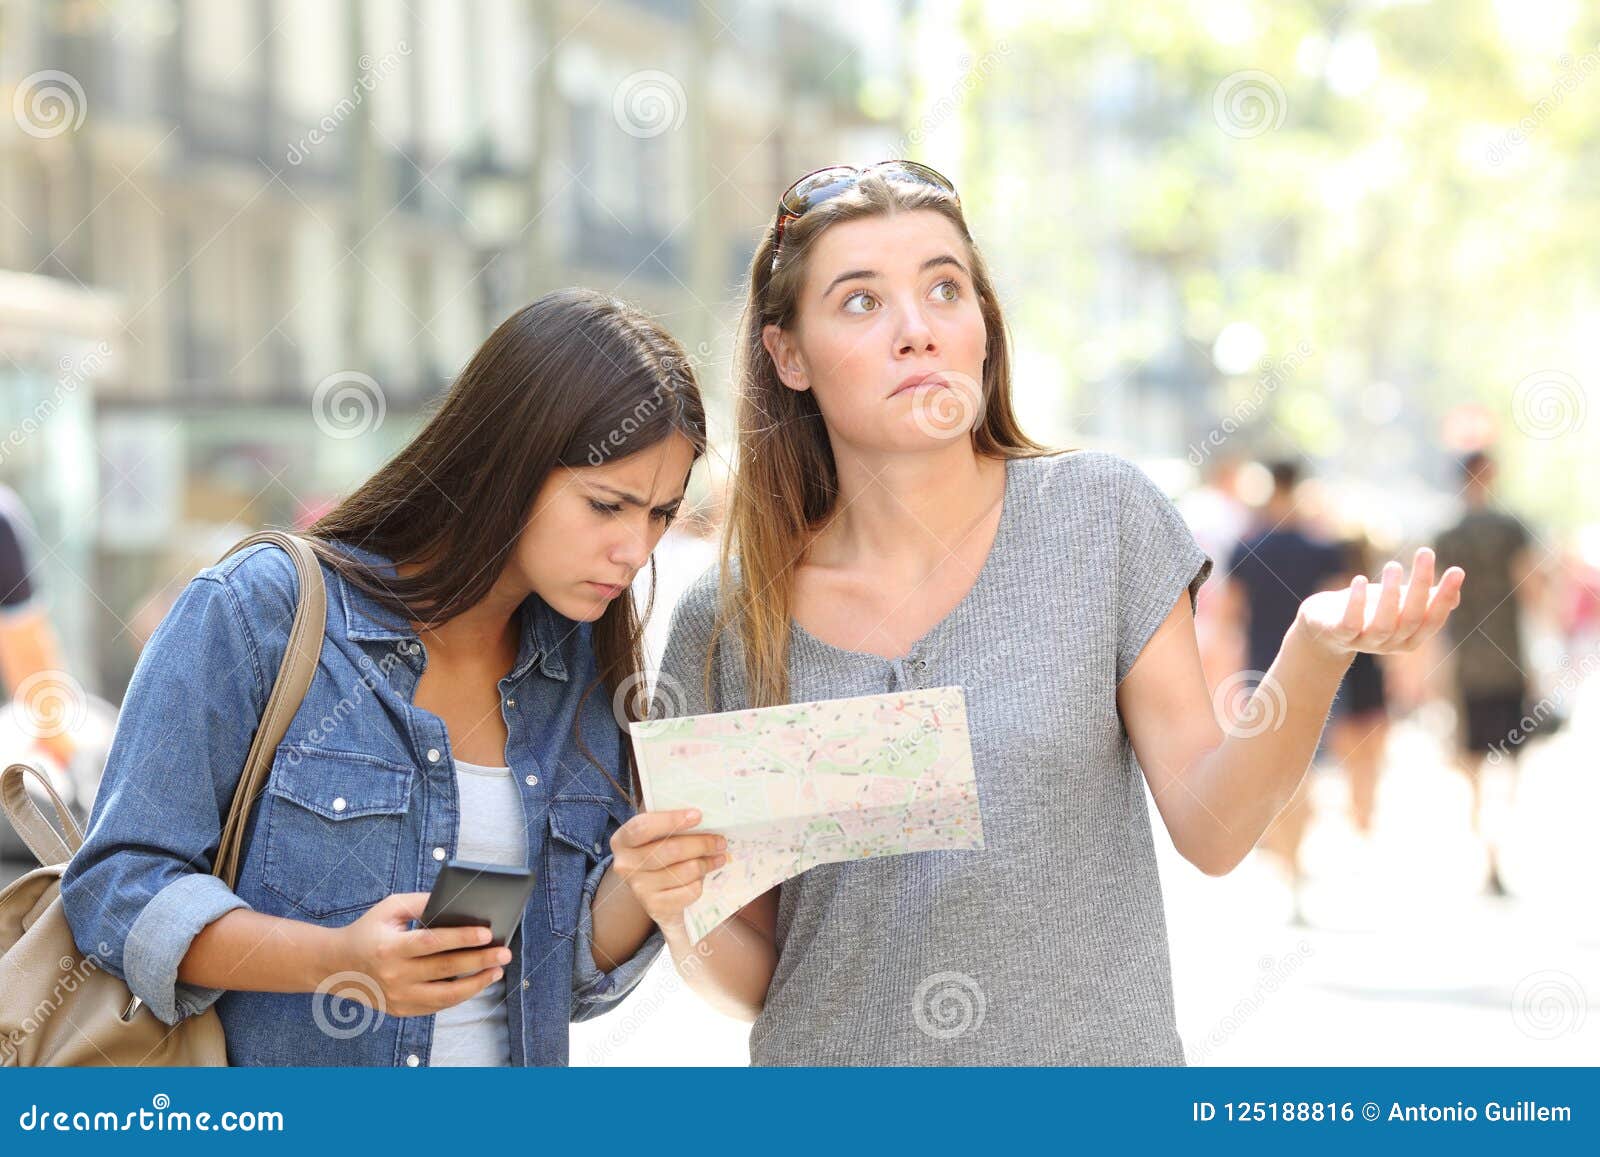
[713, 172, 1050, 708]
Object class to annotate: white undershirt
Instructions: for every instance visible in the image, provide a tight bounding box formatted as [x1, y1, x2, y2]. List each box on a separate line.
[428, 758, 525, 1067]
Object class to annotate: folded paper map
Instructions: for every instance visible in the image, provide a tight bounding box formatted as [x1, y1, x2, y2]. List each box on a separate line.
[630, 685, 984, 944]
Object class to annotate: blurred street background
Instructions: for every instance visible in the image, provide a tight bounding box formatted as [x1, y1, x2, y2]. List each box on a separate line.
[1, 0, 1595, 1064]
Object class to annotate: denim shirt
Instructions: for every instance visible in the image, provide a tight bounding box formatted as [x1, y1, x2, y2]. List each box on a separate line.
[61, 540, 662, 1066]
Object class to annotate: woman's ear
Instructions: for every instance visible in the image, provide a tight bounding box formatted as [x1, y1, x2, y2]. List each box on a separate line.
[761, 324, 809, 393]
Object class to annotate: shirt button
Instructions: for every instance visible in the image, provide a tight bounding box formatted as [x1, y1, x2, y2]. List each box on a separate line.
[506, 698, 516, 708]
[521, 979, 530, 990]
[409, 642, 421, 655]
[915, 659, 928, 670]
[405, 1054, 420, 1067]
[432, 846, 446, 861]
[426, 748, 440, 763]
[592, 841, 603, 854]
[332, 797, 347, 813]
[525, 774, 538, 787]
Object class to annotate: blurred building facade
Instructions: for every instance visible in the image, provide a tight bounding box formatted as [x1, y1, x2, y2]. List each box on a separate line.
[0, 0, 880, 694]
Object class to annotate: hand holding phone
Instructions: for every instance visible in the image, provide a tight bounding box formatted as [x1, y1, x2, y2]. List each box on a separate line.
[328, 891, 513, 1017]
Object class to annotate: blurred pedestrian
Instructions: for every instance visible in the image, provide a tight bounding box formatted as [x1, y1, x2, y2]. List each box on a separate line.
[1220, 460, 1348, 923]
[1432, 449, 1538, 896]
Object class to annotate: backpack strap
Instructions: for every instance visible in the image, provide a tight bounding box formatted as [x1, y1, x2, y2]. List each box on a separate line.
[0, 761, 81, 867]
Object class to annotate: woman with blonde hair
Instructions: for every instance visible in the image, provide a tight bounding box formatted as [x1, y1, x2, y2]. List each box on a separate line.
[614, 163, 1464, 1064]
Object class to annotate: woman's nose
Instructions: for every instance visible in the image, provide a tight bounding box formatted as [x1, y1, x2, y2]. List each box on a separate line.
[896, 304, 937, 354]
[610, 528, 651, 571]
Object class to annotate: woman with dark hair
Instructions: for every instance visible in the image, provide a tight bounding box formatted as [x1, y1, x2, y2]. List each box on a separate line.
[63, 289, 726, 1066]
[632, 163, 1466, 1064]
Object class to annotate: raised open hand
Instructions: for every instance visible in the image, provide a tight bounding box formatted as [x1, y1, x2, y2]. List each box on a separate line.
[1295, 547, 1465, 658]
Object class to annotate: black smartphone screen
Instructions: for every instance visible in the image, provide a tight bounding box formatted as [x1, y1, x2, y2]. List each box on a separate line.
[418, 860, 537, 948]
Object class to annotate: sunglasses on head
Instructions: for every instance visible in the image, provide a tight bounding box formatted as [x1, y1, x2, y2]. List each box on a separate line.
[771, 160, 960, 265]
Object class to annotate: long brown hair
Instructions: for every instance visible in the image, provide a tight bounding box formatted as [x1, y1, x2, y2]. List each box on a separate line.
[717, 172, 1049, 708]
[309, 288, 706, 795]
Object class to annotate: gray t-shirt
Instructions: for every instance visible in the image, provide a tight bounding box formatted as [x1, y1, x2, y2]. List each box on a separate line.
[656, 450, 1213, 1065]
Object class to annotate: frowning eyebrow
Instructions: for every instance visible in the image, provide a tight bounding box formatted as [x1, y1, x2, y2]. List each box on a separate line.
[822, 254, 970, 300]
[591, 483, 683, 512]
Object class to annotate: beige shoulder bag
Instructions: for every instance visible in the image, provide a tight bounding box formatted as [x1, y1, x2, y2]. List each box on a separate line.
[0, 531, 326, 1066]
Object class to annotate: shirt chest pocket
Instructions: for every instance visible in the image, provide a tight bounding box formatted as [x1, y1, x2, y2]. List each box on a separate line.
[543, 796, 628, 939]
[261, 749, 415, 921]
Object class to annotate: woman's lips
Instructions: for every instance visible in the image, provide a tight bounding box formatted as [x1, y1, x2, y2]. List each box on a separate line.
[891, 372, 949, 397]
[586, 581, 626, 598]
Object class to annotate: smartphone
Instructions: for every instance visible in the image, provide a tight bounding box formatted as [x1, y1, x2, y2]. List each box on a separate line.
[418, 861, 537, 948]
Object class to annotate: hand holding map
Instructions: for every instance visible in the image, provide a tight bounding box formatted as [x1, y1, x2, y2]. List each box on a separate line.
[629, 685, 984, 944]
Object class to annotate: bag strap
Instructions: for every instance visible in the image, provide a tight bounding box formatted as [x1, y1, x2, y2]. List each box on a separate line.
[0, 761, 82, 866]
[211, 531, 327, 889]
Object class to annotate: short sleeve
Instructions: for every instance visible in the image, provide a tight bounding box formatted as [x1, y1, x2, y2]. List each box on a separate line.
[1115, 459, 1213, 683]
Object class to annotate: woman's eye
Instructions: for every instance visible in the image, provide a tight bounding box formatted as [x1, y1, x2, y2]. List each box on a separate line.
[655, 509, 677, 526]
[589, 499, 623, 515]
[930, 279, 960, 302]
[842, 291, 878, 314]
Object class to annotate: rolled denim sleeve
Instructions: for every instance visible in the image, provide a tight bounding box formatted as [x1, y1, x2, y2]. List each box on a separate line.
[124, 873, 251, 1023]
[570, 853, 663, 1020]
[61, 562, 286, 1027]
